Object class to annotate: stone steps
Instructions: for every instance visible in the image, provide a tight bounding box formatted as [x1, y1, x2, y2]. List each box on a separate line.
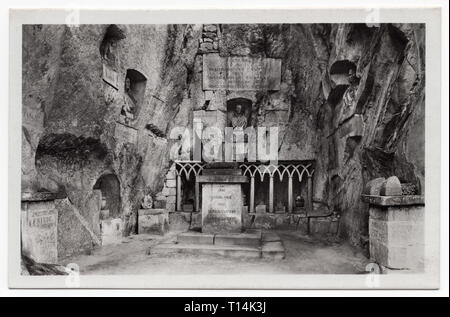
[149, 230, 285, 259]
[150, 243, 262, 258]
[177, 231, 262, 247]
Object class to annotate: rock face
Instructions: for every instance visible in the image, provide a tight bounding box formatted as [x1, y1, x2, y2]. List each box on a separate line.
[22, 23, 425, 255]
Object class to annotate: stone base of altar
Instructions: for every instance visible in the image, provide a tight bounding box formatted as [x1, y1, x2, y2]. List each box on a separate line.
[150, 229, 285, 260]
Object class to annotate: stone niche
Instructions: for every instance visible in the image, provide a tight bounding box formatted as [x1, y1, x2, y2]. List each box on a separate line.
[120, 69, 147, 122]
[93, 174, 123, 245]
[226, 98, 252, 128]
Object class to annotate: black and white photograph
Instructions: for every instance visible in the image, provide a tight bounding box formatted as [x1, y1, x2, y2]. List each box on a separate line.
[5, 3, 447, 294]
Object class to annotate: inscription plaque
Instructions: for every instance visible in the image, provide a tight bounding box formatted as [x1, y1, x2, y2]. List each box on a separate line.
[102, 64, 119, 90]
[21, 201, 58, 264]
[203, 54, 281, 91]
[202, 184, 242, 233]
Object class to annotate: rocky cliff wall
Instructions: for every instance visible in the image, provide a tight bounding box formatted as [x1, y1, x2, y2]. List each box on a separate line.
[22, 23, 425, 253]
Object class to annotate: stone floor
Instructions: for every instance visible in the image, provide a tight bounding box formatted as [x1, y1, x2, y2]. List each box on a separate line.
[61, 230, 370, 275]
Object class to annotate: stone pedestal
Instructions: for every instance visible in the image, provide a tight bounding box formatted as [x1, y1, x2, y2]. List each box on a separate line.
[201, 183, 243, 233]
[197, 168, 248, 234]
[100, 218, 123, 245]
[138, 209, 169, 235]
[21, 192, 60, 264]
[362, 195, 425, 272]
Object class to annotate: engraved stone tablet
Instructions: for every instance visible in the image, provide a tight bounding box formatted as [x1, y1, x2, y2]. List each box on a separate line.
[102, 64, 119, 90]
[203, 54, 281, 91]
[21, 201, 58, 264]
[202, 184, 242, 233]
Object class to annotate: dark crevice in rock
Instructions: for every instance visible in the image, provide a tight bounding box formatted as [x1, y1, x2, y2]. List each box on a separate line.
[35, 133, 108, 163]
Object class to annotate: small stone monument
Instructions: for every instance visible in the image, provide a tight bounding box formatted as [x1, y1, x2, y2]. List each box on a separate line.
[198, 163, 248, 234]
[141, 193, 153, 209]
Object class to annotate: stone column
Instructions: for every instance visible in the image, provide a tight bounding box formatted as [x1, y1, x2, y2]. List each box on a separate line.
[249, 176, 255, 213]
[307, 175, 313, 214]
[176, 174, 182, 211]
[288, 176, 293, 213]
[195, 181, 200, 212]
[362, 194, 425, 272]
[269, 175, 274, 213]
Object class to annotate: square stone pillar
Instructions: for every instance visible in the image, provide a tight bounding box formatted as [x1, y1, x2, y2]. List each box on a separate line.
[197, 172, 248, 234]
[21, 192, 61, 264]
[362, 195, 425, 272]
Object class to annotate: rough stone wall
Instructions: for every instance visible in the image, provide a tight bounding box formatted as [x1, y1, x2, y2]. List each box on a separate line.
[23, 24, 202, 256]
[22, 23, 425, 254]
[318, 24, 425, 247]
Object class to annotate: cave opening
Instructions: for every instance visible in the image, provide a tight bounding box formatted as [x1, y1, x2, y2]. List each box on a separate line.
[93, 174, 122, 219]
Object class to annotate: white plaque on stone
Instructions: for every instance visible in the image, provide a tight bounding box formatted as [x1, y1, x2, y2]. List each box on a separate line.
[201, 183, 242, 233]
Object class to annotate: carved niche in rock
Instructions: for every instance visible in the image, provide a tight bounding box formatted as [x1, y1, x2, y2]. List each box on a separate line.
[100, 25, 125, 90]
[120, 69, 147, 123]
[100, 25, 125, 67]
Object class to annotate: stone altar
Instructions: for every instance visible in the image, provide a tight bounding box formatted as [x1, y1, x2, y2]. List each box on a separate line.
[201, 183, 242, 233]
[197, 165, 248, 233]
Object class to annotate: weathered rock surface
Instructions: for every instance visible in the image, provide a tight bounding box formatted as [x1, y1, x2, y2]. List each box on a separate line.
[22, 23, 425, 255]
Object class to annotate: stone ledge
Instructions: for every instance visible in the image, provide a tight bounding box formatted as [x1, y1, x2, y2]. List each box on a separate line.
[361, 195, 424, 206]
[196, 175, 248, 184]
[21, 191, 66, 202]
[138, 208, 167, 215]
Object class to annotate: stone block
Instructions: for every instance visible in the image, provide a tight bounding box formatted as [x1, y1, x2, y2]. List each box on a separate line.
[165, 179, 177, 188]
[199, 42, 214, 51]
[364, 177, 386, 195]
[165, 170, 176, 180]
[138, 210, 169, 235]
[380, 176, 402, 196]
[368, 203, 425, 270]
[166, 202, 176, 212]
[388, 206, 424, 222]
[262, 232, 282, 243]
[262, 241, 285, 260]
[202, 183, 242, 234]
[203, 24, 217, 32]
[255, 204, 267, 214]
[183, 204, 194, 212]
[150, 243, 261, 259]
[253, 213, 276, 229]
[177, 232, 214, 245]
[21, 200, 58, 264]
[214, 233, 261, 247]
[168, 212, 190, 231]
[153, 200, 166, 209]
[191, 212, 202, 229]
[162, 186, 176, 196]
[309, 217, 331, 236]
[166, 195, 176, 204]
[101, 218, 123, 245]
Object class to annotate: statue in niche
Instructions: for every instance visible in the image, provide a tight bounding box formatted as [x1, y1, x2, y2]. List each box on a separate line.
[342, 68, 360, 107]
[141, 193, 153, 209]
[229, 104, 248, 129]
[100, 25, 125, 69]
[121, 77, 136, 121]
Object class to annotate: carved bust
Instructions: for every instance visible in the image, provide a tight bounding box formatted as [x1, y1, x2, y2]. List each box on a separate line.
[230, 104, 248, 129]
